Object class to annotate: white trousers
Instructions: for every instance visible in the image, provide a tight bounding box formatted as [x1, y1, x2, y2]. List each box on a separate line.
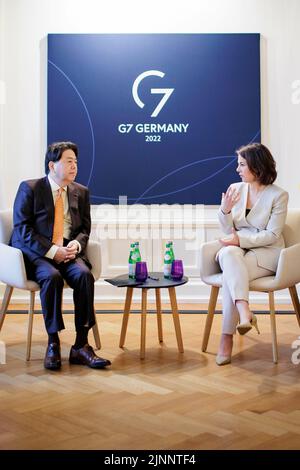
[217, 246, 274, 334]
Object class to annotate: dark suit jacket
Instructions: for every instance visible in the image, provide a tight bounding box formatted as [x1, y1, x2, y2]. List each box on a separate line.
[10, 176, 91, 267]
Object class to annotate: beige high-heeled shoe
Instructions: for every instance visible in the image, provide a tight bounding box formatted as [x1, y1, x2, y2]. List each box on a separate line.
[237, 314, 260, 335]
[216, 354, 231, 366]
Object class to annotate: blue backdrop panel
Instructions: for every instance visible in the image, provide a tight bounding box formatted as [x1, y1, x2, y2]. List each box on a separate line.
[47, 34, 260, 204]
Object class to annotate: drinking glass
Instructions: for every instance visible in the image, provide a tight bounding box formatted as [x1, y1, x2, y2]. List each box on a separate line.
[135, 261, 148, 282]
[171, 260, 184, 280]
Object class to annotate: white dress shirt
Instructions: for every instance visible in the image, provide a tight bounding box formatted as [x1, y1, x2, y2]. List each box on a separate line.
[45, 175, 81, 259]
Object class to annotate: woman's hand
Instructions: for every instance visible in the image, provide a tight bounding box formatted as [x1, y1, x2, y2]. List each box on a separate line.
[221, 186, 241, 214]
[219, 227, 240, 247]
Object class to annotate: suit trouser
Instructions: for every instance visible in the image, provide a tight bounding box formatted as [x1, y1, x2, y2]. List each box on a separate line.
[28, 257, 95, 334]
[217, 246, 274, 335]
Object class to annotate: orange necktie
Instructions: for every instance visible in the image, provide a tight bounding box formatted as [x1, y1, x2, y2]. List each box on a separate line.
[52, 188, 64, 246]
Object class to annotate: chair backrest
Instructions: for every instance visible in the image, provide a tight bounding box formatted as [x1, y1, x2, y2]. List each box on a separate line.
[283, 209, 300, 247]
[0, 209, 13, 244]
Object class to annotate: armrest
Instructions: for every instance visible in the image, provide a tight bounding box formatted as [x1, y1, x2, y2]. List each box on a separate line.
[86, 240, 101, 281]
[0, 243, 28, 289]
[199, 240, 222, 281]
[274, 243, 300, 289]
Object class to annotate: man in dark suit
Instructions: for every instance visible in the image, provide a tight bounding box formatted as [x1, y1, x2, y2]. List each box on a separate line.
[11, 141, 111, 370]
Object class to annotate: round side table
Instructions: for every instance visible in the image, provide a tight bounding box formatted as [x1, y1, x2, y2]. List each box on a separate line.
[105, 272, 188, 359]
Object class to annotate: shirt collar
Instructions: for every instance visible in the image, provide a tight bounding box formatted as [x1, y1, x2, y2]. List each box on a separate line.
[48, 174, 68, 193]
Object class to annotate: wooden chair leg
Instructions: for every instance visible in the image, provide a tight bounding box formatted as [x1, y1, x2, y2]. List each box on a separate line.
[289, 285, 300, 328]
[140, 289, 148, 359]
[155, 288, 163, 343]
[119, 287, 133, 348]
[26, 291, 35, 361]
[202, 286, 219, 352]
[92, 310, 101, 350]
[0, 285, 13, 331]
[269, 291, 278, 364]
[168, 287, 184, 353]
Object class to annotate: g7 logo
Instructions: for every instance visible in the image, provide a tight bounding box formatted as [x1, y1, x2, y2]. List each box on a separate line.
[132, 70, 174, 118]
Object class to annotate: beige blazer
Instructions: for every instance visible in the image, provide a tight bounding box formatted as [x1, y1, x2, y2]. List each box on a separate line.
[218, 182, 289, 272]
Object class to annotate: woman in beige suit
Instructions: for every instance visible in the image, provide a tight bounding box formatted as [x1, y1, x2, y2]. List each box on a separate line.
[216, 143, 288, 365]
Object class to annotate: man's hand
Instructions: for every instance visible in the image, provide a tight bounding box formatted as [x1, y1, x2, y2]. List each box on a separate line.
[53, 246, 78, 264]
[221, 186, 241, 214]
[219, 227, 240, 247]
[67, 240, 80, 252]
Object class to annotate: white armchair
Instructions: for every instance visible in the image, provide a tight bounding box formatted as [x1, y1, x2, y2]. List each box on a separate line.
[200, 209, 300, 363]
[0, 209, 101, 360]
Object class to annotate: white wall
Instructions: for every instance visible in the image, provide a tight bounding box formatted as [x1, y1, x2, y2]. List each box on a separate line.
[0, 0, 300, 208]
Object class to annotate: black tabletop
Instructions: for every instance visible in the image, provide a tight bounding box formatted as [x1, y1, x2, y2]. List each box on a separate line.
[105, 272, 188, 289]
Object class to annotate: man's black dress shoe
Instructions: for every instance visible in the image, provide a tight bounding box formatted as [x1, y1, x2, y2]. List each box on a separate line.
[69, 344, 111, 369]
[44, 342, 61, 370]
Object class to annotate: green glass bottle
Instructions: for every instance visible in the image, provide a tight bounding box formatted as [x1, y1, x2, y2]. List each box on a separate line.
[134, 241, 142, 262]
[163, 242, 172, 279]
[128, 243, 136, 279]
[168, 241, 175, 263]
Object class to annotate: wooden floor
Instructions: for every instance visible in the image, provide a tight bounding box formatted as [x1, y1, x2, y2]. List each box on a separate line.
[0, 309, 300, 450]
